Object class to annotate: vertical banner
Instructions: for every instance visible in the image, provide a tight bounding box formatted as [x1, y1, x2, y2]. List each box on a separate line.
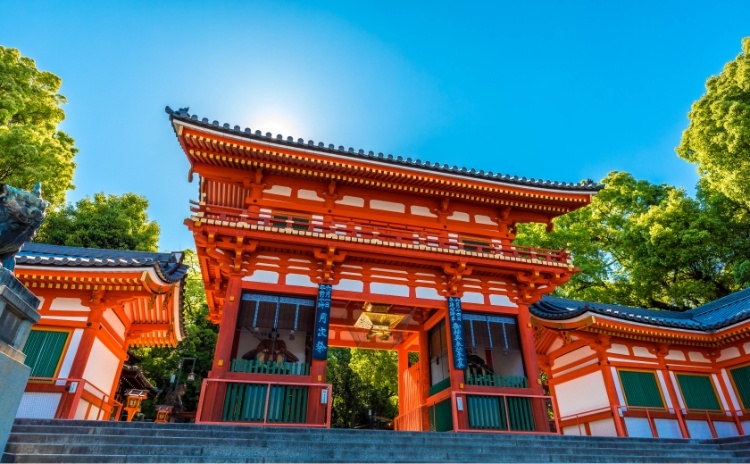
[312, 284, 332, 361]
[447, 297, 467, 370]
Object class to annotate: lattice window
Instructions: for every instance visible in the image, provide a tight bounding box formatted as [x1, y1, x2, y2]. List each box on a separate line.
[676, 374, 721, 411]
[271, 214, 310, 231]
[729, 365, 750, 410]
[619, 370, 665, 409]
[22, 329, 70, 378]
[461, 237, 492, 253]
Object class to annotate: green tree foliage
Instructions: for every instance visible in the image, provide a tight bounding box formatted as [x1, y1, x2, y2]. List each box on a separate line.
[327, 348, 399, 428]
[131, 250, 218, 416]
[0, 46, 77, 206]
[677, 37, 750, 207]
[35, 193, 159, 251]
[516, 172, 750, 310]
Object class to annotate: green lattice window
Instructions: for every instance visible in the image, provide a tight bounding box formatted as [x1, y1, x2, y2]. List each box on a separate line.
[271, 214, 309, 231]
[729, 365, 750, 410]
[22, 330, 69, 378]
[619, 370, 664, 408]
[676, 374, 721, 411]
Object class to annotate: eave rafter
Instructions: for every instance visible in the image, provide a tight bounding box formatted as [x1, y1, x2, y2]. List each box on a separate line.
[179, 129, 593, 216]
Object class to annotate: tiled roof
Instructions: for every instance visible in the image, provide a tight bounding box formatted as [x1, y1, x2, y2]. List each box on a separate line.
[166, 106, 602, 193]
[17, 243, 189, 283]
[530, 288, 750, 332]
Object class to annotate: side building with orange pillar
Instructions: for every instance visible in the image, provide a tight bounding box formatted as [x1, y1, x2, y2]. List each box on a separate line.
[166, 107, 599, 432]
[13, 243, 188, 421]
[531, 292, 750, 439]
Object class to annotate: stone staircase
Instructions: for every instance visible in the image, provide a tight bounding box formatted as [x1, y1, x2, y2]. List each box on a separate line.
[3, 418, 750, 463]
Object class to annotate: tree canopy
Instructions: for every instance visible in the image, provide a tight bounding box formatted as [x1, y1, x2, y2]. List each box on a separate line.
[0, 46, 77, 206]
[677, 37, 750, 207]
[516, 172, 750, 310]
[35, 192, 159, 251]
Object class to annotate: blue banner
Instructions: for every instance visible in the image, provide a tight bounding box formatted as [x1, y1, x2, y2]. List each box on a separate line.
[312, 284, 332, 361]
[447, 297, 467, 370]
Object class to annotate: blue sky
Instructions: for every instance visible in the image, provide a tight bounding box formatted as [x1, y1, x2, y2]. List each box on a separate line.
[2, 1, 749, 252]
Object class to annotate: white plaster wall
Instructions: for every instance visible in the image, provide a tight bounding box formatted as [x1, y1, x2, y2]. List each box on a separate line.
[370, 199, 404, 213]
[474, 215, 495, 225]
[56, 329, 83, 379]
[337, 195, 364, 207]
[688, 352, 711, 363]
[448, 211, 470, 222]
[654, 419, 682, 438]
[553, 346, 596, 370]
[631, 347, 655, 358]
[285, 274, 317, 288]
[489, 294, 516, 307]
[49, 298, 84, 311]
[410, 205, 435, 217]
[415, 287, 442, 300]
[264, 185, 292, 196]
[103, 310, 126, 339]
[332, 279, 363, 292]
[82, 338, 120, 394]
[624, 417, 653, 438]
[717, 347, 741, 362]
[656, 371, 673, 409]
[243, 270, 279, 284]
[16, 393, 62, 418]
[74, 399, 90, 420]
[686, 420, 713, 439]
[721, 369, 742, 410]
[665, 350, 686, 361]
[297, 189, 323, 201]
[588, 418, 618, 437]
[461, 292, 484, 304]
[741, 421, 750, 436]
[554, 371, 610, 417]
[608, 344, 629, 356]
[370, 282, 409, 297]
[715, 421, 740, 438]
[562, 425, 584, 436]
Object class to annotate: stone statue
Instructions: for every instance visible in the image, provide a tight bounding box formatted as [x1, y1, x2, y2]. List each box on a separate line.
[0, 183, 48, 271]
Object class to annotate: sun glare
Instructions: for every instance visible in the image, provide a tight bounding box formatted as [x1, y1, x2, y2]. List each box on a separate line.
[244, 110, 304, 140]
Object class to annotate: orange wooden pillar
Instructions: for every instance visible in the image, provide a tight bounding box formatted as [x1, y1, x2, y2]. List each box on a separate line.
[445, 296, 468, 431]
[306, 284, 332, 425]
[202, 274, 243, 421]
[517, 305, 550, 432]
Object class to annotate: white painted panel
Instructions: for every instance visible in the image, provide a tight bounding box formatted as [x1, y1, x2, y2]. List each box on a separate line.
[86, 404, 103, 420]
[555, 359, 598, 378]
[103, 309, 126, 339]
[715, 421, 740, 438]
[474, 215, 495, 225]
[410, 206, 436, 217]
[370, 282, 409, 297]
[371, 199, 405, 213]
[41, 316, 88, 322]
[632, 346, 655, 358]
[448, 211, 470, 222]
[74, 399, 90, 420]
[612, 367, 626, 405]
[16, 393, 61, 418]
[688, 351, 710, 363]
[717, 347, 741, 362]
[242, 270, 279, 284]
[686, 420, 713, 439]
[49, 298, 85, 311]
[588, 418, 618, 437]
[656, 371, 673, 409]
[654, 418, 682, 438]
[562, 425, 584, 436]
[415, 287, 442, 300]
[722, 369, 742, 410]
[332, 279, 363, 292]
[713, 373, 730, 411]
[554, 346, 596, 369]
[669, 372, 685, 409]
[82, 338, 119, 394]
[57, 329, 83, 379]
[555, 371, 610, 417]
[297, 189, 323, 201]
[338, 195, 365, 207]
[461, 292, 484, 304]
[285, 274, 317, 288]
[264, 185, 292, 196]
[744, 342, 750, 355]
[489, 294, 516, 307]
[665, 350, 686, 361]
[608, 344, 629, 356]
[624, 417, 653, 438]
[741, 421, 750, 435]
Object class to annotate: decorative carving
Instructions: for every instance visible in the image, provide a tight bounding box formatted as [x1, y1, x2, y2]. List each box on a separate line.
[0, 183, 49, 270]
[443, 261, 472, 296]
[314, 246, 346, 283]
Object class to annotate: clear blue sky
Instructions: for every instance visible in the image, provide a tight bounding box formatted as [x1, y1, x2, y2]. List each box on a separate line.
[2, 1, 749, 252]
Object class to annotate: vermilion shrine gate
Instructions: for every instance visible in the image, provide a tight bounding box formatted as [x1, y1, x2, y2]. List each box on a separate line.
[166, 107, 598, 432]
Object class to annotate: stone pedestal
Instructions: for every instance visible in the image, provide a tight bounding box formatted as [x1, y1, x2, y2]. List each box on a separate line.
[0, 268, 40, 452]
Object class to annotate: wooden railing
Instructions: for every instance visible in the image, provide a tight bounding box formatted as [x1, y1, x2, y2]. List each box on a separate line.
[190, 203, 571, 265]
[19, 377, 113, 420]
[452, 391, 559, 434]
[230, 359, 310, 376]
[196, 378, 332, 427]
[464, 372, 528, 388]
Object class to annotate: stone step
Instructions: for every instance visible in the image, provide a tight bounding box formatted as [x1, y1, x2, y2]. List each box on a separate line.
[5, 432, 733, 456]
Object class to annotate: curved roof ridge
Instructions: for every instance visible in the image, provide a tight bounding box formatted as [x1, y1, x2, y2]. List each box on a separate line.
[166, 106, 602, 192]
